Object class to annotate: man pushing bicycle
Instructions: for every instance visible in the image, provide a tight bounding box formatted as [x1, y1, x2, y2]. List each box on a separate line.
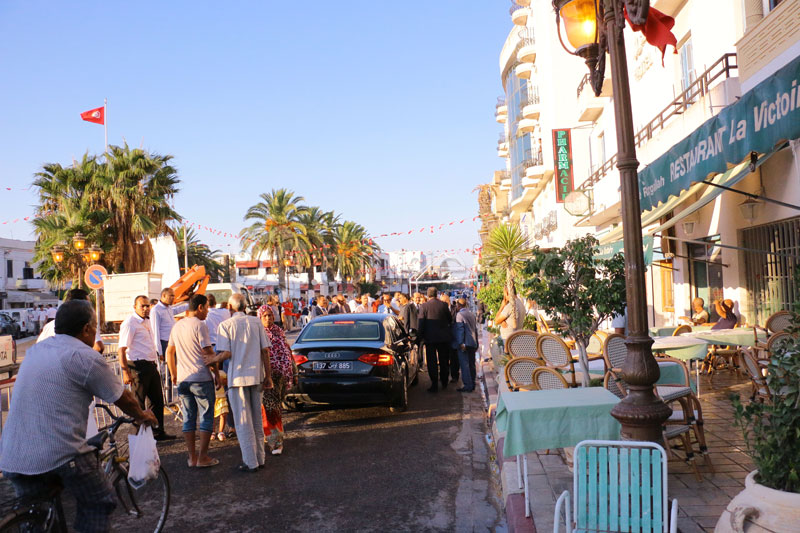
[0, 300, 157, 533]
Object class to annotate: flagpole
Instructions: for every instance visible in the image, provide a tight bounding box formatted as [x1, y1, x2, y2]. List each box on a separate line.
[103, 98, 108, 154]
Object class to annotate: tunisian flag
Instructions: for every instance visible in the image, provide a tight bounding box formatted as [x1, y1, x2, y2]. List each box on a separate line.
[624, 7, 677, 66]
[80, 106, 105, 125]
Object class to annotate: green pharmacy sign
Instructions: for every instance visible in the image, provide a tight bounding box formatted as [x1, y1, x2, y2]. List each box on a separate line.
[553, 128, 574, 203]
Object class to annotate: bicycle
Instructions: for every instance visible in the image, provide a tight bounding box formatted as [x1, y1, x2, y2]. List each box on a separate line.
[0, 404, 171, 532]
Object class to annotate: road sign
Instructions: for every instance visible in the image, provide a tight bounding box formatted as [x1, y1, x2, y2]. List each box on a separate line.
[85, 264, 108, 290]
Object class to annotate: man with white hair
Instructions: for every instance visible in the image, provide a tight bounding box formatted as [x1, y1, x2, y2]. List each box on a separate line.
[212, 293, 273, 472]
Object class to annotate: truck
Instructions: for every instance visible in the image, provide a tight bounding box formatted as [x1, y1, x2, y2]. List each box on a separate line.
[0, 335, 18, 381]
[103, 272, 164, 322]
[205, 282, 257, 310]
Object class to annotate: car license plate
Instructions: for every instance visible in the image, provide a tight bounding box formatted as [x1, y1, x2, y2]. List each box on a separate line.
[312, 361, 352, 371]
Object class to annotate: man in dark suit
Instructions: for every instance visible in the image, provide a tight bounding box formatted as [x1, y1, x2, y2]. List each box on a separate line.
[417, 287, 453, 393]
[328, 294, 351, 315]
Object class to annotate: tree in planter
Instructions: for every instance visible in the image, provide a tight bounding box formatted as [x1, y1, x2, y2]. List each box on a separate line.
[523, 235, 626, 387]
[731, 288, 800, 494]
[482, 224, 532, 333]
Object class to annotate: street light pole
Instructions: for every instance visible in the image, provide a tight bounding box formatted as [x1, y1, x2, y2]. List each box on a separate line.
[553, 0, 671, 442]
[601, 0, 671, 442]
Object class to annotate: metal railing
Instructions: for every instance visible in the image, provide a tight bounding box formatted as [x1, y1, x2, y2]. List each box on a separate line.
[577, 73, 593, 99]
[525, 86, 540, 106]
[523, 149, 544, 168]
[509, 2, 526, 16]
[517, 27, 535, 46]
[577, 52, 738, 191]
[498, 132, 508, 144]
[496, 96, 506, 108]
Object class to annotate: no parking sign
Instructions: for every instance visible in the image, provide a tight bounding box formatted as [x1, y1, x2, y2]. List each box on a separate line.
[84, 264, 108, 290]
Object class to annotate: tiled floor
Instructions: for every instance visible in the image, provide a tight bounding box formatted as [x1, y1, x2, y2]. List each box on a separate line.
[523, 369, 755, 533]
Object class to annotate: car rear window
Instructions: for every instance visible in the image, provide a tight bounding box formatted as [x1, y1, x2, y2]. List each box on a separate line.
[300, 320, 382, 341]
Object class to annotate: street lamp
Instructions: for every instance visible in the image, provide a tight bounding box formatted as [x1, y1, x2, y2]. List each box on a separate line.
[51, 245, 65, 263]
[72, 232, 86, 251]
[89, 244, 103, 262]
[553, 0, 671, 443]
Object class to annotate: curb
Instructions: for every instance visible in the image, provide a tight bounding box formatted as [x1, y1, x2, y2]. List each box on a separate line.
[478, 339, 536, 533]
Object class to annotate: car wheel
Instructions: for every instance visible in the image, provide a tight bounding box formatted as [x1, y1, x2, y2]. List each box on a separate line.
[390, 371, 409, 413]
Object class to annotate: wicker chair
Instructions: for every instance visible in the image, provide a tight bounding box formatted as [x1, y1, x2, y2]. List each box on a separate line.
[586, 331, 607, 358]
[672, 324, 692, 336]
[766, 331, 792, 356]
[603, 371, 627, 399]
[766, 310, 793, 334]
[741, 350, 771, 402]
[504, 356, 542, 391]
[537, 311, 552, 334]
[536, 333, 578, 387]
[602, 333, 628, 375]
[531, 367, 570, 390]
[505, 330, 541, 361]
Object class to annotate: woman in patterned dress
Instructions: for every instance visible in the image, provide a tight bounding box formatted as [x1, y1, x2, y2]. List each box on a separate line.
[258, 305, 297, 455]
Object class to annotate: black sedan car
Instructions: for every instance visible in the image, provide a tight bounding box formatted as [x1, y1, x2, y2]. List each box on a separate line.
[0, 313, 21, 339]
[287, 313, 420, 412]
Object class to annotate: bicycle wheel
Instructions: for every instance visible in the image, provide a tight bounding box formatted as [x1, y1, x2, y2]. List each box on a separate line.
[110, 463, 170, 533]
[0, 500, 63, 532]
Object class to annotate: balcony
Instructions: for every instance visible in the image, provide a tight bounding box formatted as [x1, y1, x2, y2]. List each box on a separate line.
[515, 62, 534, 79]
[576, 73, 612, 122]
[6, 278, 48, 290]
[516, 28, 536, 63]
[497, 142, 509, 158]
[522, 87, 541, 120]
[495, 96, 507, 123]
[516, 118, 537, 135]
[509, 3, 530, 26]
[522, 149, 545, 181]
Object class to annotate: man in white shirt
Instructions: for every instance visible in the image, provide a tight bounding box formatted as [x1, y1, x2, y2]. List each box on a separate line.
[119, 295, 175, 441]
[203, 294, 229, 350]
[151, 288, 188, 402]
[36, 305, 46, 332]
[46, 304, 57, 322]
[37, 289, 104, 353]
[212, 293, 273, 472]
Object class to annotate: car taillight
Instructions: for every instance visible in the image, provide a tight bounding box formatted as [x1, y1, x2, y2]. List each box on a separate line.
[292, 353, 308, 365]
[358, 353, 393, 366]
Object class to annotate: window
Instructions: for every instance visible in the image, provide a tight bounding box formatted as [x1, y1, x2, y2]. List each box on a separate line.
[659, 260, 674, 312]
[6, 260, 12, 278]
[597, 132, 606, 166]
[764, 0, 783, 13]
[238, 268, 258, 276]
[299, 320, 382, 342]
[679, 38, 696, 93]
[688, 236, 724, 322]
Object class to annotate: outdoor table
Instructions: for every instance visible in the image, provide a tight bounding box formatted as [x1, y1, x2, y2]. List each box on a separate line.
[689, 328, 766, 347]
[495, 388, 621, 517]
[649, 324, 712, 337]
[652, 336, 710, 396]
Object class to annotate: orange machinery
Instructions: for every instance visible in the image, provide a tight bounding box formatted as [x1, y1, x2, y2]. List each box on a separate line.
[169, 265, 210, 304]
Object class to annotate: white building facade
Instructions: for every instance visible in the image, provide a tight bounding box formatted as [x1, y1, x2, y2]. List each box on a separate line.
[0, 238, 56, 309]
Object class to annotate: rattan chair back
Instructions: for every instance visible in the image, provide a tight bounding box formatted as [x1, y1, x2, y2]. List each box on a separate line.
[672, 324, 692, 336]
[586, 331, 606, 356]
[766, 331, 792, 355]
[766, 310, 793, 334]
[603, 371, 627, 399]
[506, 330, 540, 360]
[531, 367, 569, 390]
[603, 333, 628, 371]
[536, 333, 572, 367]
[504, 356, 542, 391]
[741, 350, 770, 402]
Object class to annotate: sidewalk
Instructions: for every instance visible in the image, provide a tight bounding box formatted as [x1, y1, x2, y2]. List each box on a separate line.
[479, 329, 754, 533]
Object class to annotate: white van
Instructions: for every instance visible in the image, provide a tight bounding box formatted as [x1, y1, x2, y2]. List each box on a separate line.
[205, 283, 256, 310]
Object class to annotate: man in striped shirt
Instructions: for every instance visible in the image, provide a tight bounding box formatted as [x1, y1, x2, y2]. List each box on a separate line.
[0, 300, 156, 533]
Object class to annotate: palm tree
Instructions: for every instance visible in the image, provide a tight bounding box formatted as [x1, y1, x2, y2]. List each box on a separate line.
[331, 221, 379, 284]
[99, 144, 181, 272]
[296, 207, 338, 290]
[239, 189, 309, 292]
[175, 226, 224, 281]
[483, 223, 531, 304]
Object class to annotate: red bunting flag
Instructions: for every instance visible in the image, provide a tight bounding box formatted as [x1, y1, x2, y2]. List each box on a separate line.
[80, 106, 105, 125]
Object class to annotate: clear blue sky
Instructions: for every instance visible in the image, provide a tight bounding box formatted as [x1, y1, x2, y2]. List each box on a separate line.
[0, 1, 509, 261]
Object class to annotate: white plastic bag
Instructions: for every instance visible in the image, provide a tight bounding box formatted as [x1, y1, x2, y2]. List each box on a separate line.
[86, 400, 98, 439]
[127, 425, 160, 489]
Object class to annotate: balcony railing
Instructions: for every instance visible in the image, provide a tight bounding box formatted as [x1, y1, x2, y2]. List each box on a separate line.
[496, 96, 506, 109]
[517, 27, 535, 46]
[522, 149, 544, 168]
[498, 133, 507, 144]
[578, 52, 738, 190]
[525, 86, 540, 106]
[509, 2, 525, 16]
[576, 73, 593, 99]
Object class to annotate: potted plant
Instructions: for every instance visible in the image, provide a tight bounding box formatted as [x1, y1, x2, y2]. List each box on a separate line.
[718, 306, 800, 532]
[523, 235, 626, 386]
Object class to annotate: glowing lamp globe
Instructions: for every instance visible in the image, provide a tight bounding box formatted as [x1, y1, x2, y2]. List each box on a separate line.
[89, 245, 103, 262]
[72, 232, 86, 250]
[556, 0, 598, 51]
[51, 245, 65, 263]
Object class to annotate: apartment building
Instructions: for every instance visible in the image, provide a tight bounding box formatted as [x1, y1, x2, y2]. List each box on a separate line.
[0, 238, 56, 309]
[481, 0, 800, 328]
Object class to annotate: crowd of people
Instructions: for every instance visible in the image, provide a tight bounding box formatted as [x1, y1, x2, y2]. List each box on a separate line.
[0, 284, 482, 531]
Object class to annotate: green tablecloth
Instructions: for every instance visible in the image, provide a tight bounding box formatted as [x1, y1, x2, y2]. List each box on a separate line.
[691, 328, 766, 347]
[652, 336, 709, 361]
[495, 388, 621, 457]
[649, 325, 712, 337]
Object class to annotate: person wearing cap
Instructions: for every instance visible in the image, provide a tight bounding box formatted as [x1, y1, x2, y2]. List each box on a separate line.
[711, 299, 738, 330]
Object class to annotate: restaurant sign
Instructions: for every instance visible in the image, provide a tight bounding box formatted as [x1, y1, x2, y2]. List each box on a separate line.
[638, 52, 800, 212]
[553, 128, 574, 203]
[595, 235, 655, 266]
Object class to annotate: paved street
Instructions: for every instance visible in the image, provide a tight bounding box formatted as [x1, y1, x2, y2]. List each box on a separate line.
[142, 368, 503, 532]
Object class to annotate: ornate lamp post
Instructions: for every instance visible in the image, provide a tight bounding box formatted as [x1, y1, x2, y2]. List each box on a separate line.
[51, 237, 103, 290]
[552, 0, 670, 442]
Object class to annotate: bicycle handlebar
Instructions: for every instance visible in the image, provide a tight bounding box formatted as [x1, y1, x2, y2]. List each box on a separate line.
[95, 403, 135, 433]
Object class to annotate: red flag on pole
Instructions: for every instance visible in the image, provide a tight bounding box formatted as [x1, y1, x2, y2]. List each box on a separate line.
[624, 7, 677, 65]
[80, 106, 105, 125]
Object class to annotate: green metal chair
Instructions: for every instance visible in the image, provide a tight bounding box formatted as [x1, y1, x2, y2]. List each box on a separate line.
[554, 440, 678, 533]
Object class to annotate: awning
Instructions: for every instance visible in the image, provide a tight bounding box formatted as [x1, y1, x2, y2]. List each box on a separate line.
[638, 51, 800, 212]
[599, 145, 779, 246]
[595, 235, 655, 265]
